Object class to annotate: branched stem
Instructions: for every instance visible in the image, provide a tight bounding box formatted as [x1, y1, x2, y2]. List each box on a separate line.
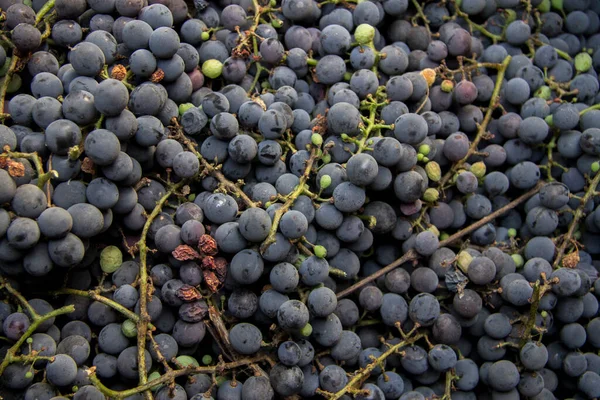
[1, 150, 58, 189]
[553, 170, 600, 268]
[0, 55, 20, 122]
[172, 123, 259, 208]
[0, 288, 74, 376]
[337, 181, 543, 299]
[35, 0, 56, 25]
[51, 288, 154, 330]
[136, 180, 188, 399]
[260, 147, 320, 253]
[518, 278, 552, 347]
[438, 56, 511, 190]
[355, 89, 391, 155]
[1, 278, 39, 318]
[319, 333, 426, 399]
[87, 354, 271, 399]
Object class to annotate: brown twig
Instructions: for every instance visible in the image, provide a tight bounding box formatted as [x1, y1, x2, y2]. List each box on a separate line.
[438, 56, 512, 190]
[336, 181, 543, 299]
[136, 180, 188, 400]
[553, 171, 600, 268]
[88, 354, 272, 399]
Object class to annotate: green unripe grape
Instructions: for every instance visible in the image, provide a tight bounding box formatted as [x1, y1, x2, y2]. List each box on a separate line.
[5, 74, 21, 94]
[0, 57, 11, 77]
[343, 72, 353, 81]
[541, 310, 548, 318]
[202, 355, 213, 365]
[320, 174, 332, 190]
[100, 245, 122, 273]
[271, 18, 283, 28]
[176, 355, 200, 367]
[439, 232, 450, 241]
[538, 0, 551, 12]
[470, 161, 486, 178]
[300, 323, 312, 337]
[25, 371, 33, 379]
[188, 193, 196, 201]
[269, 0, 277, 6]
[504, 9, 517, 24]
[354, 24, 375, 45]
[441, 79, 454, 93]
[178, 103, 195, 115]
[591, 161, 600, 173]
[311, 133, 323, 146]
[314, 245, 327, 259]
[26, 337, 33, 344]
[321, 153, 331, 164]
[425, 161, 442, 182]
[148, 371, 163, 391]
[201, 31, 210, 41]
[423, 188, 439, 203]
[428, 225, 440, 237]
[457, 251, 473, 273]
[544, 115, 553, 126]
[535, 85, 552, 100]
[422, 157, 429, 163]
[575, 52, 593, 73]
[418, 144, 431, 156]
[508, 228, 517, 238]
[202, 59, 223, 79]
[551, 0, 563, 10]
[511, 254, 524, 268]
[121, 319, 137, 338]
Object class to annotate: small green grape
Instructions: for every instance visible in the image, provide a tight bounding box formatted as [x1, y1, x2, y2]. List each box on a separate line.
[100, 245, 122, 273]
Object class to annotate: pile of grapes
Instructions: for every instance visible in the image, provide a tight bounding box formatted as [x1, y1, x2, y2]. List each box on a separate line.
[2, 0, 600, 399]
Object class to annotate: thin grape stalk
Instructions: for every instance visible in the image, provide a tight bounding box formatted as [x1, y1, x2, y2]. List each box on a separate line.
[260, 145, 321, 253]
[317, 330, 427, 399]
[553, 169, 600, 268]
[438, 55, 512, 190]
[0, 278, 75, 376]
[336, 180, 544, 299]
[87, 354, 272, 399]
[170, 118, 260, 208]
[136, 179, 189, 400]
[1, 150, 59, 191]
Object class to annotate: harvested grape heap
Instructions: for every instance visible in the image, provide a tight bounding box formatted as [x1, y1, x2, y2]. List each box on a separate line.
[2, 0, 600, 399]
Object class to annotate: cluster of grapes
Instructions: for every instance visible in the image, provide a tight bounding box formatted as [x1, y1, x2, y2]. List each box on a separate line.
[1, 0, 600, 399]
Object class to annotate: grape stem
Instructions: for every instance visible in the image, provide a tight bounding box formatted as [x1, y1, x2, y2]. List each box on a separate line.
[518, 275, 555, 348]
[51, 288, 155, 330]
[450, 1, 503, 43]
[580, 103, 600, 116]
[318, 331, 427, 399]
[438, 55, 512, 190]
[87, 354, 272, 399]
[0, 277, 75, 376]
[35, 0, 56, 25]
[136, 180, 188, 400]
[206, 302, 271, 377]
[169, 119, 259, 208]
[260, 146, 320, 253]
[552, 169, 600, 268]
[410, 0, 431, 34]
[441, 370, 459, 400]
[0, 150, 58, 189]
[355, 88, 393, 155]
[0, 55, 20, 122]
[336, 180, 544, 299]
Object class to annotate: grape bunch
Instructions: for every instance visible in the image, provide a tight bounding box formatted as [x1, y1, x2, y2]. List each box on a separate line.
[1, 0, 600, 399]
